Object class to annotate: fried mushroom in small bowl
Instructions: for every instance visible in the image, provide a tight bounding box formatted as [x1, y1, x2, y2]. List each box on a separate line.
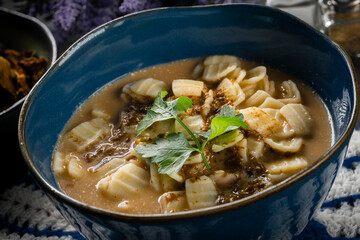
[0, 7, 56, 188]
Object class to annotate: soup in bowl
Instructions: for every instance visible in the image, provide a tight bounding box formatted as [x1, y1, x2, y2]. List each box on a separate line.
[19, 4, 358, 240]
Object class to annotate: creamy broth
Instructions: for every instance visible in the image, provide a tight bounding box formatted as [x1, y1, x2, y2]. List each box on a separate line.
[53, 57, 332, 214]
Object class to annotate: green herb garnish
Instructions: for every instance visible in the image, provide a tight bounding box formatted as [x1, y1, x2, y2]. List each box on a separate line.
[135, 133, 196, 174]
[134, 91, 248, 174]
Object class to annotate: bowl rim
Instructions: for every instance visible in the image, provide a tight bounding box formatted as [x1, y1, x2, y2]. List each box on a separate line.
[18, 3, 359, 222]
[0, 7, 57, 117]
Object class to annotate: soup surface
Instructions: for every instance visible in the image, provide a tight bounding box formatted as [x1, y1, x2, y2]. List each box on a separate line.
[53, 55, 332, 214]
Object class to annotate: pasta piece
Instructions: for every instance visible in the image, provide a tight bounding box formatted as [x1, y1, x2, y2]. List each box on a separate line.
[122, 78, 169, 102]
[226, 67, 241, 79]
[184, 153, 203, 165]
[260, 107, 296, 139]
[138, 119, 175, 139]
[161, 174, 178, 192]
[203, 62, 238, 82]
[202, 55, 241, 82]
[67, 155, 84, 179]
[235, 69, 247, 83]
[185, 175, 217, 210]
[172, 79, 204, 97]
[241, 66, 266, 85]
[267, 173, 291, 184]
[217, 78, 245, 106]
[150, 163, 162, 192]
[192, 62, 204, 79]
[52, 152, 84, 178]
[268, 80, 276, 97]
[264, 137, 303, 153]
[90, 157, 126, 176]
[210, 170, 238, 188]
[212, 130, 244, 152]
[261, 75, 271, 93]
[279, 80, 301, 104]
[243, 90, 271, 107]
[236, 138, 248, 163]
[247, 137, 265, 160]
[261, 108, 278, 118]
[201, 89, 214, 117]
[152, 119, 175, 136]
[97, 163, 150, 198]
[168, 172, 185, 183]
[241, 84, 257, 99]
[175, 115, 204, 139]
[280, 104, 313, 136]
[203, 55, 240, 65]
[129, 145, 148, 163]
[264, 156, 308, 175]
[66, 118, 110, 151]
[52, 151, 67, 174]
[91, 108, 111, 120]
[159, 191, 188, 213]
[259, 97, 285, 109]
[240, 107, 283, 137]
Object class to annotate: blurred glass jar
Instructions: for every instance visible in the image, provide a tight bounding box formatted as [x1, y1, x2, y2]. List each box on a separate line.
[315, 0, 360, 58]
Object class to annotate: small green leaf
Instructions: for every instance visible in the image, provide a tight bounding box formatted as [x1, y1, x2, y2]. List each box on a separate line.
[177, 96, 193, 112]
[136, 91, 194, 135]
[195, 130, 211, 139]
[207, 116, 245, 141]
[135, 133, 196, 174]
[213, 129, 240, 145]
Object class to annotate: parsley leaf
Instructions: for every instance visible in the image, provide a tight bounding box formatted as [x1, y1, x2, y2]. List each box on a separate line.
[134, 92, 248, 175]
[135, 133, 197, 174]
[199, 105, 248, 153]
[136, 91, 192, 135]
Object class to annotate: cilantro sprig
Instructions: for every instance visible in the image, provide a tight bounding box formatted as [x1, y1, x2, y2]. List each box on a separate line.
[134, 91, 248, 175]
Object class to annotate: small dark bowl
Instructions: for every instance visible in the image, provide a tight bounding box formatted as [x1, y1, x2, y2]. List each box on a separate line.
[18, 4, 358, 240]
[0, 7, 56, 189]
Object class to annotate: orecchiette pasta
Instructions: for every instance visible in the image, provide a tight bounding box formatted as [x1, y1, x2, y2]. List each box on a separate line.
[279, 80, 301, 104]
[172, 79, 204, 97]
[210, 170, 238, 188]
[279, 103, 313, 136]
[201, 89, 215, 117]
[243, 90, 272, 107]
[264, 137, 303, 153]
[185, 176, 217, 210]
[98, 163, 150, 198]
[240, 107, 283, 137]
[66, 118, 110, 151]
[122, 78, 170, 102]
[264, 157, 308, 175]
[159, 191, 188, 213]
[246, 137, 265, 160]
[203, 62, 239, 82]
[241, 66, 266, 85]
[217, 78, 245, 106]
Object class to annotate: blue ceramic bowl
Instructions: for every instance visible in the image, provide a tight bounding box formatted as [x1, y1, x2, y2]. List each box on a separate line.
[19, 4, 358, 240]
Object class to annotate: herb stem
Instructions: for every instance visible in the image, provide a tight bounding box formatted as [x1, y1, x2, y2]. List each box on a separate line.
[175, 117, 211, 169]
